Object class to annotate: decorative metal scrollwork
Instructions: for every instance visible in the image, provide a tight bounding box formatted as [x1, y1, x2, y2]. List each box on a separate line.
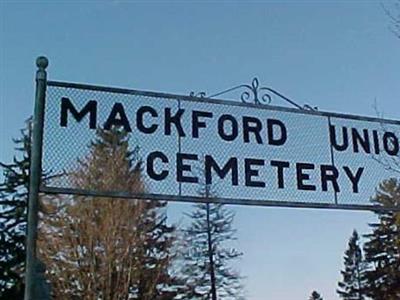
[210, 78, 272, 105]
[189, 91, 207, 98]
[190, 77, 317, 111]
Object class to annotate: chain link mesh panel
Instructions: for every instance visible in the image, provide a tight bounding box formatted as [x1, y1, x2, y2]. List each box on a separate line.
[41, 81, 400, 210]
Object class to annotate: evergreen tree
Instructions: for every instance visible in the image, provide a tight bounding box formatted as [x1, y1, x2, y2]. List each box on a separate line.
[180, 184, 243, 300]
[0, 122, 31, 299]
[309, 290, 323, 300]
[337, 230, 367, 300]
[38, 128, 178, 299]
[363, 178, 400, 300]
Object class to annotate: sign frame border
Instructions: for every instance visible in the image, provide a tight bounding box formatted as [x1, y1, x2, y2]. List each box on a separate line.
[42, 80, 400, 212]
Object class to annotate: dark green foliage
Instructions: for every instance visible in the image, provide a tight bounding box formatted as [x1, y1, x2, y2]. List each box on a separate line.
[134, 192, 178, 300]
[180, 185, 243, 300]
[337, 230, 367, 300]
[363, 178, 400, 300]
[0, 124, 31, 299]
[309, 290, 323, 300]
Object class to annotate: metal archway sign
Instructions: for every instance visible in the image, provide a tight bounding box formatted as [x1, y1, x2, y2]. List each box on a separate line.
[41, 66, 400, 212]
[25, 56, 400, 298]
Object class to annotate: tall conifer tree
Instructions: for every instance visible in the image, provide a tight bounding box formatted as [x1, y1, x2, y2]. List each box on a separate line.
[0, 123, 30, 299]
[337, 230, 367, 300]
[363, 178, 400, 300]
[180, 184, 244, 300]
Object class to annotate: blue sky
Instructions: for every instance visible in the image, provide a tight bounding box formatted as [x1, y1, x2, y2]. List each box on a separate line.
[1, 1, 399, 299]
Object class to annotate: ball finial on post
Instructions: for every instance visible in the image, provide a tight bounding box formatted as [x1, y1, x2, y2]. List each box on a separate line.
[36, 56, 49, 70]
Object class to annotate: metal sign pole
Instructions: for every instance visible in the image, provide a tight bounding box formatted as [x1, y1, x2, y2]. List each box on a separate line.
[24, 56, 48, 300]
